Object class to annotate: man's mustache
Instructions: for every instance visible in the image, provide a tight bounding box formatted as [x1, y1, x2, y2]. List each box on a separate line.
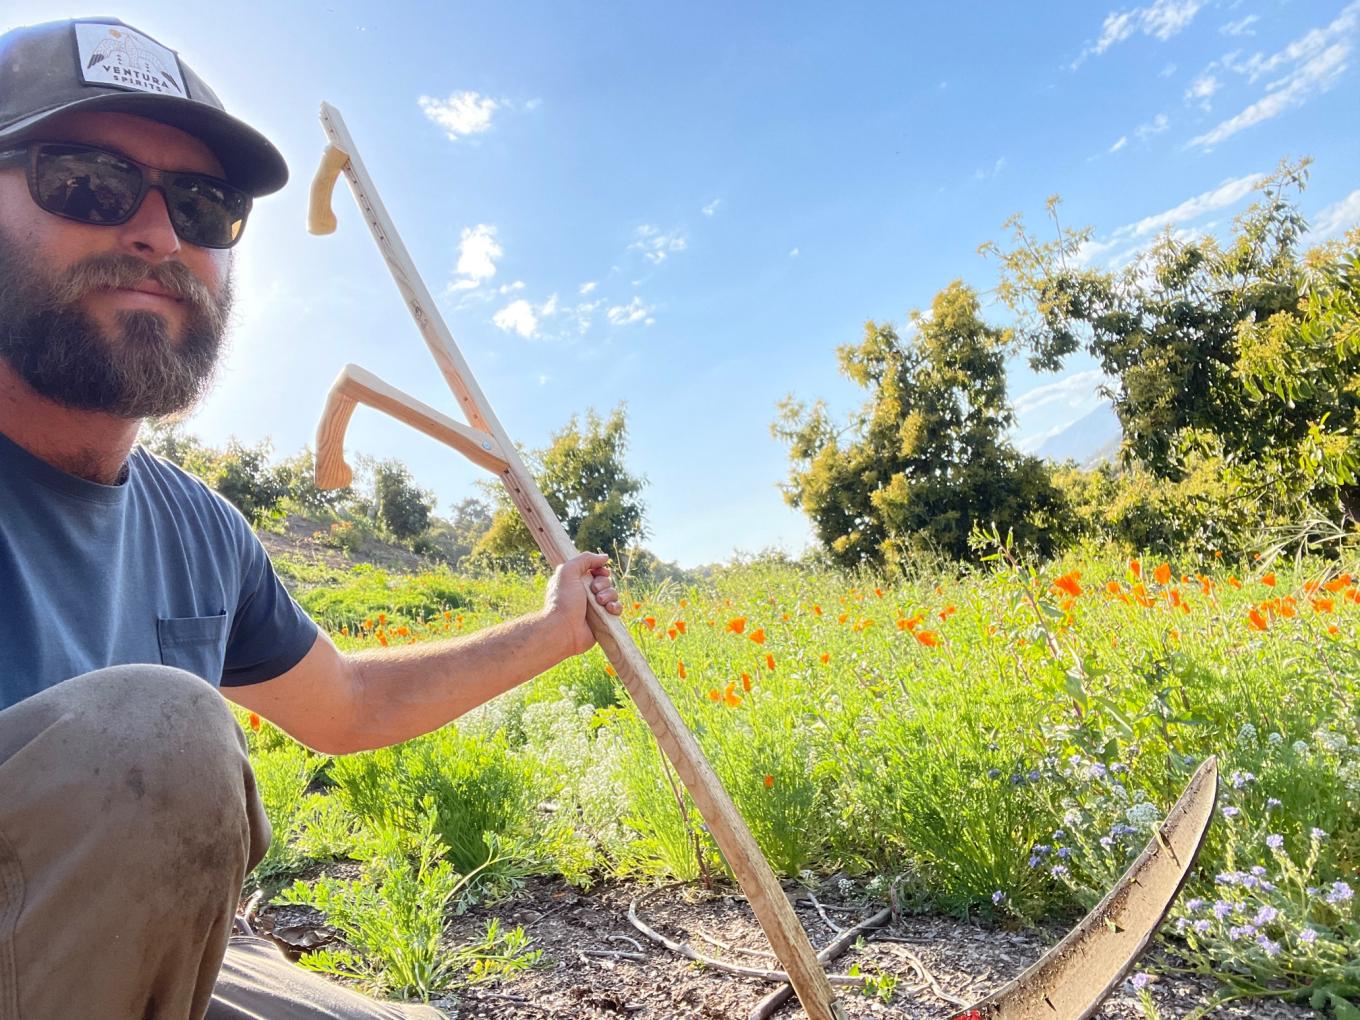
[48, 254, 226, 333]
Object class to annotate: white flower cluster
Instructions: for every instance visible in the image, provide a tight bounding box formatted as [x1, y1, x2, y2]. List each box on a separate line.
[1125, 801, 1163, 832]
[1236, 723, 1258, 747]
[1313, 729, 1349, 754]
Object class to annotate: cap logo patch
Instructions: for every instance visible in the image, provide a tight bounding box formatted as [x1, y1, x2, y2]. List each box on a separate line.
[74, 23, 184, 96]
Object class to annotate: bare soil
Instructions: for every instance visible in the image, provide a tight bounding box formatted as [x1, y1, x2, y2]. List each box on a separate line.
[258, 876, 1315, 1020]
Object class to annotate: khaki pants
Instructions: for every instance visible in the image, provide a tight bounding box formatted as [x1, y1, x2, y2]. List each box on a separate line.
[0, 665, 442, 1020]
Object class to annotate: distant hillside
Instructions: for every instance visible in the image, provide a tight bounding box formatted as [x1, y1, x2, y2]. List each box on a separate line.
[1036, 403, 1122, 466]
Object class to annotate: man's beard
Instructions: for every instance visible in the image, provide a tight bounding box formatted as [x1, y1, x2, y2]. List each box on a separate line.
[0, 232, 232, 419]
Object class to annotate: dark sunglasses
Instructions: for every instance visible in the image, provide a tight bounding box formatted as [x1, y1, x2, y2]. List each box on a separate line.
[0, 142, 251, 249]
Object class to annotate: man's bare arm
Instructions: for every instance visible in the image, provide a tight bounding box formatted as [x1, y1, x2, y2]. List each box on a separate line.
[224, 552, 621, 754]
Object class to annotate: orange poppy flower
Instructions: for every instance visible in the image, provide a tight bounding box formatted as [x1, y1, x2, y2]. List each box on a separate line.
[675, 620, 687, 635]
[1129, 558, 1142, 579]
[812, 604, 823, 616]
[764, 774, 775, 789]
[643, 616, 657, 630]
[1053, 571, 1082, 598]
[679, 598, 688, 608]
[741, 672, 752, 691]
[377, 612, 387, 626]
[1324, 574, 1352, 593]
[838, 613, 849, 625]
[632, 601, 643, 611]
[1227, 576, 1242, 589]
[376, 631, 389, 647]
[396, 625, 411, 638]
[1247, 608, 1269, 631]
[707, 688, 721, 702]
[749, 628, 766, 645]
[1105, 580, 1122, 596]
[727, 617, 746, 635]
[668, 627, 678, 640]
[874, 587, 884, 598]
[1154, 563, 1171, 585]
[1327, 624, 1340, 636]
[1261, 572, 1277, 587]
[723, 682, 742, 708]
[247, 712, 261, 732]
[820, 652, 830, 664]
[914, 629, 940, 647]
[939, 605, 957, 621]
[1312, 597, 1335, 613]
[766, 653, 776, 671]
[677, 661, 687, 680]
[605, 664, 617, 677]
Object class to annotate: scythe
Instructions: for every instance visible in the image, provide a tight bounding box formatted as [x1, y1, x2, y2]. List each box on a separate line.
[305, 102, 1217, 1020]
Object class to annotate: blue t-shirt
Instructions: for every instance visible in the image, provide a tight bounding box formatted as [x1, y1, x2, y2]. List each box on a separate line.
[0, 428, 319, 711]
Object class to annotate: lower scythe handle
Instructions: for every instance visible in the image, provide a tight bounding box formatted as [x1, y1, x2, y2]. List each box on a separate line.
[502, 471, 842, 1018]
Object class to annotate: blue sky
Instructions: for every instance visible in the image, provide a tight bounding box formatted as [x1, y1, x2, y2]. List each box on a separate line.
[7, 2, 1359, 566]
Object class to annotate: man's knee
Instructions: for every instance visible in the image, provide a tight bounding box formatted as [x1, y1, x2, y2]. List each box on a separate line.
[9, 664, 254, 840]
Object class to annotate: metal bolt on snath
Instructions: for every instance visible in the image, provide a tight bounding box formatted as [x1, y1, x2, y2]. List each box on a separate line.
[304, 102, 1218, 1020]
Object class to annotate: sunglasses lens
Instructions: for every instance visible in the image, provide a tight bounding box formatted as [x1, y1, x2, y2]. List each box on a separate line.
[32, 145, 141, 223]
[165, 174, 250, 247]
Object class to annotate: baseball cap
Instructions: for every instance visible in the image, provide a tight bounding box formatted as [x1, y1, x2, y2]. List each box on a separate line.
[0, 17, 287, 196]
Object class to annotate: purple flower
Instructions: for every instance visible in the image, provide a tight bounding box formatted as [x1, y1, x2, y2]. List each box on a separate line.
[1057, 847, 1072, 859]
[1186, 898, 1205, 913]
[1052, 829, 1066, 840]
[1256, 934, 1281, 957]
[1050, 864, 1069, 879]
[1299, 928, 1318, 944]
[1230, 770, 1256, 789]
[1250, 865, 1268, 878]
[1325, 881, 1353, 905]
[1193, 919, 1212, 933]
[1253, 905, 1279, 926]
[1028, 769, 1041, 782]
[1266, 797, 1282, 810]
[1222, 806, 1240, 820]
[1213, 900, 1234, 919]
[992, 890, 1006, 905]
[1266, 834, 1284, 851]
[1130, 972, 1150, 991]
[1228, 924, 1257, 941]
[1099, 836, 1114, 849]
[1311, 827, 1328, 841]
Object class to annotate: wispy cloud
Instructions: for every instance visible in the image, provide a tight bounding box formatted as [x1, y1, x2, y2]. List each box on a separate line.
[1185, 72, 1222, 109]
[1013, 369, 1113, 416]
[1074, 0, 1206, 66]
[974, 156, 1007, 180]
[789, 247, 800, 257]
[1220, 13, 1259, 36]
[1074, 172, 1265, 266]
[1309, 189, 1360, 243]
[606, 296, 653, 326]
[1190, 3, 1358, 148]
[418, 91, 499, 141]
[448, 224, 501, 291]
[629, 225, 687, 264]
[579, 281, 597, 295]
[702, 198, 721, 217]
[492, 298, 538, 338]
[1109, 135, 1130, 153]
[1135, 112, 1171, 140]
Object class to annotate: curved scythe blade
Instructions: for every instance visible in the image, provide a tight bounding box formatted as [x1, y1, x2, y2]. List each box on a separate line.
[949, 755, 1218, 1020]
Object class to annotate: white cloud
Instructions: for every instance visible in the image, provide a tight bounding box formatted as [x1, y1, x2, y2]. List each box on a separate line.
[498, 280, 525, 294]
[1309, 189, 1360, 242]
[418, 91, 499, 141]
[1135, 112, 1171, 140]
[1191, 3, 1358, 147]
[537, 373, 550, 385]
[629, 225, 687, 264]
[539, 293, 559, 317]
[1109, 135, 1130, 153]
[1075, 0, 1205, 65]
[1185, 72, 1221, 108]
[606, 296, 652, 326]
[579, 281, 597, 295]
[789, 246, 800, 257]
[1159, 62, 1179, 77]
[448, 224, 501, 290]
[492, 299, 539, 338]
[974, 157, 1007, 180]
[702, 198, 721, 217]
[524, 97, 543, 111]
[1013, 369, 1112, 416]
[1122, 172, 1263, 238]
[1221, 13, 1259, 36]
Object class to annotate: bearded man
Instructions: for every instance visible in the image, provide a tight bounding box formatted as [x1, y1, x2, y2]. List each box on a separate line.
[0, 17, 622, 1019]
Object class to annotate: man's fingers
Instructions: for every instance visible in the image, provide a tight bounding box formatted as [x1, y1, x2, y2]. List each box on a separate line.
[574, 551, 610, 575]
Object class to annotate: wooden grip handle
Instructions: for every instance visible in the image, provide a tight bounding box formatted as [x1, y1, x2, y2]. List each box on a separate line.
[308, 144, 349, 236]
[315, 374, 358, 489]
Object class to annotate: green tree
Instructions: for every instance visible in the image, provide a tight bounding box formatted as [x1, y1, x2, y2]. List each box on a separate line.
[773, 281, 1066, 568]
[373, 459, 435, 543]
[987, 159, 1360, 528]
[473, 405, 647, 567]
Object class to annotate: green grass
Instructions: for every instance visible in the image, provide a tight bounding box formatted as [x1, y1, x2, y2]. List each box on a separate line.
[250, 549, 1360, 1009]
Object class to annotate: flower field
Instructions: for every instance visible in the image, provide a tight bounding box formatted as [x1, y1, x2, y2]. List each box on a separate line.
[247, 547, 1360, 1013]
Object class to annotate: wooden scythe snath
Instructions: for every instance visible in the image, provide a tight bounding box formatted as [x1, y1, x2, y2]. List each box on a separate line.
[306, 102, 847, 1020]
[306, 102, 1218, 1020]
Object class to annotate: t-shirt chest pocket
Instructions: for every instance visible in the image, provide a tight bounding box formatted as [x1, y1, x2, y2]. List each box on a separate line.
[157, 612, 229, 684]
